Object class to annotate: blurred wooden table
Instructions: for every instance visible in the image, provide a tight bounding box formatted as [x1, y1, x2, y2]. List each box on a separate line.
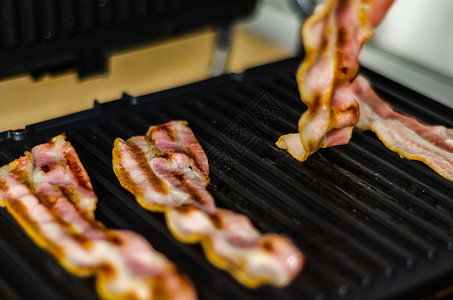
[0, 28, 289, 133]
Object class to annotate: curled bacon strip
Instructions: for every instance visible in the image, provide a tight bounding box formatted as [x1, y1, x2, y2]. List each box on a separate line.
[276, 0, 394, 161]
[112, 121, 303, 288]
[0, 135, 196, 300]
[352, 76, 453, 181]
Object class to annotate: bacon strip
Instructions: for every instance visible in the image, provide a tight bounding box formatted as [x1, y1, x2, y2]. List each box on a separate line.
[276, 0, 394, 161]
[352, 76, 453, 181]
[112, 121, 303, 288]
[0, 134, 196, 300]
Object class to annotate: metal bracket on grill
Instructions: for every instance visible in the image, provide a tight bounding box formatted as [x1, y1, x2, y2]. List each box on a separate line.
[210, 26, 232, 77]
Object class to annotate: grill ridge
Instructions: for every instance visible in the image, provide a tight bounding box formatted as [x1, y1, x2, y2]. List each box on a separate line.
[190, 82, 441, 262]
[328, 145, 453, 233]
[158, 104, 414, 285]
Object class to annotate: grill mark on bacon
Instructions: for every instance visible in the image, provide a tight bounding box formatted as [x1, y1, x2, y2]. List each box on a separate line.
[33, 192, 92, 246]
[0, 135, 197, 300]
[208, 213, 223, 230]
[97, 262, 116, 277]
[320, 37, 329, 54]
[175, 207, 194, 215]
[126, 127, 214, 211]
[5, 199, 71, 260]
[7, 200, 41, 238]
[185, 148, 206, 180]
[31, 139, 98, 217]
[150, 158, 198, 208]
[106, 232, 124, 246]
[174, 172, 204, 205]
[44, 185, 110, 243]
[113, 121, 304, 288]
[261, 240, 274, 253]
[0, 185, 91, 269]
[151, 121, 209, 179]
[160, 124, 177, 142]
[58, 186, 88, 216]
[277, 0, 395, 161]
[41, 164, 51, 173]
[152, 277, 171, 299]
[117, 163, 144, 200]
[128, 143, 169, 195]
[335, 102, 359, 121]
[148, 125, 177, 153]
[309, 93, 322, 111]
[337, 26, 347, 46]
[63, 152, 91, 191]
[174, 121, 209, 178]
[159, 152, 173, 160]
[336, 51, 344, 70]
[168, 170, 205, 208]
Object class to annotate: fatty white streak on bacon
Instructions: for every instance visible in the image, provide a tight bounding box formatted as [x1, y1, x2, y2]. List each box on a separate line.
[352, 76, 453, 181]
[112, 121, 303, 288]
[276, 0, 395, 161]
[0, 134, 196, 300]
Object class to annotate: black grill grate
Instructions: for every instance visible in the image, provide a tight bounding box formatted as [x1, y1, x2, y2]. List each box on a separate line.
[1, 57, 453, 300]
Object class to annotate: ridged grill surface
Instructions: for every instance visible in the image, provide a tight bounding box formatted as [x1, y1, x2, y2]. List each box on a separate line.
[0, 57, 453, 300]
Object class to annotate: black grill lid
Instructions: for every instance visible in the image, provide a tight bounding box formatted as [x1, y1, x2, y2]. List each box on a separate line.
[1, 57, 453, 300]
[0, 0, 256, 79]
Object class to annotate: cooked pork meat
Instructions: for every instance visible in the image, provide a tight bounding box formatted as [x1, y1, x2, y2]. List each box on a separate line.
[0, 134, 196, 300]
[112, 121, 303, 288]
[276, 0, 394, 161]
[352, 76, 453, 181]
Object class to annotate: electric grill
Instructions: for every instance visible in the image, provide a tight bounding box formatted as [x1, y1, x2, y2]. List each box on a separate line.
[2, 1, 453, 299]
[0, 56, 453, 300]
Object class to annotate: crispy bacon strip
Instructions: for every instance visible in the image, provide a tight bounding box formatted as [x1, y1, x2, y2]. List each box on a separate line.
[113, 121, 303, 288]
[276, 0, 394, 161]
[0, 135, 196, 300]
[352, 76, 453, 181]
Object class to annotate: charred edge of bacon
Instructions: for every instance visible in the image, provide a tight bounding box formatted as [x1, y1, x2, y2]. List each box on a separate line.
[0, 134, 197, 300]
[112, 121, 304, 288]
